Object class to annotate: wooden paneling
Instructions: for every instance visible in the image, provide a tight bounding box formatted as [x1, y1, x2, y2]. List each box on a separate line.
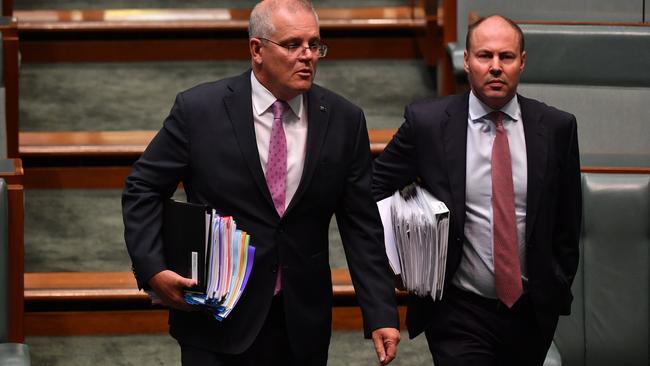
[26, 310, 169, 336]
[20, 38, 251, 63]
[24, 269, 406, 335]
[7, 184, 24, 341]
[24, 269, 396, 306]
[25, 307, 407, 335]
[332, 306, 407, 330]
[438, 0, 457, 96]
[20, 130, 155, 158]
[16, 6, 432, 63]
[15, 7, 425, 32]
[580, 166, 650, 174]
[2, 21, 19, 158]
[25, 166, 132, 189]
[2, 0, 11, 17]
[20, 34, 423, 63]
[19, 129, 396, 161]
[1, 159, 25, 342]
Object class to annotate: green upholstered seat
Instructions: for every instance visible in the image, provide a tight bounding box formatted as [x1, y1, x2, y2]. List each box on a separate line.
[448, 24, 650, 166]
[554, 173, 650, 366]
[0, 343, 31, 365]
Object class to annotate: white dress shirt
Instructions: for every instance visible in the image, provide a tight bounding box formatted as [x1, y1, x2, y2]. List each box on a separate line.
[251, 73, 308, 211]
[451, 90, 528, 299]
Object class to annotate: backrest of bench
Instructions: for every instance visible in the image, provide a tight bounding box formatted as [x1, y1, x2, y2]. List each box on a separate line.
[517, 24, 650, 161]
[449, 17, 650, 164]
[455, 0, 645, 50]
[582, 173, 649, 366]
[557, 173, 650, 366]
[520, 25, 650, 87]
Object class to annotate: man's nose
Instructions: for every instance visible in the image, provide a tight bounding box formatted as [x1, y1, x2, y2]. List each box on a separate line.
[298, 46, 315, 61]
[489, 57, 502, 74]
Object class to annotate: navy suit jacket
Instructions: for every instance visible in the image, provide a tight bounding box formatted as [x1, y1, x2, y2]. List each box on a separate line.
[372, 92, 581, 338]
[123, 71, 399, 358]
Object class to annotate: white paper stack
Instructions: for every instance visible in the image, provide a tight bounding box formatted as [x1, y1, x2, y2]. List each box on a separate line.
[378, 186, 449, 301]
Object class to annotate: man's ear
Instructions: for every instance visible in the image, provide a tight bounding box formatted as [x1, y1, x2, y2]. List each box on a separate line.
[520, 50, 527, 73]
[250, 38, 263, 65]
[463, 50, 470, 74]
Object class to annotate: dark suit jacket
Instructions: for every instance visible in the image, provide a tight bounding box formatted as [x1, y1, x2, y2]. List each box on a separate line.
[372, 92, 581, 338]
[122, 71, 399, 359]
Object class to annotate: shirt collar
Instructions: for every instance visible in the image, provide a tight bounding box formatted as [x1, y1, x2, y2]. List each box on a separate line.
[251, 72, 303, 119]
[468, 90, 521, 123]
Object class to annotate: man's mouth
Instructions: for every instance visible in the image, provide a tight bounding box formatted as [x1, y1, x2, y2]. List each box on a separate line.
[296, 69, 313, 77]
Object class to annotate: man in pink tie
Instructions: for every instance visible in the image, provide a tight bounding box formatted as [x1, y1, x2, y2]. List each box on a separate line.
[372, 14, 581, 366]
[123, 1, 400, 365]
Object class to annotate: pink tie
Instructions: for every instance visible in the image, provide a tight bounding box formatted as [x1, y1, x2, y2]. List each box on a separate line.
[267, 100, 288, 216]
[490, 111, 523, 308]
[267, 100, 288, 294]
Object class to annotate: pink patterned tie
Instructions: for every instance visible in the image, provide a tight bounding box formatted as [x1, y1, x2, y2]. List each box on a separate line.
[490, 111, 523, 308]
[267, 100, 288, 295]
[267, 100, 288, 217]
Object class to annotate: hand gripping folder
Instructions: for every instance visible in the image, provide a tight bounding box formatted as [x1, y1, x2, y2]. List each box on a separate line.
[162, 199, 255, 320]
[377, 184, 450, 301]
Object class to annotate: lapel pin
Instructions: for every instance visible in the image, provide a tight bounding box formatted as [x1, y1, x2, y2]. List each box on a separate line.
[320, 105, 327, 112]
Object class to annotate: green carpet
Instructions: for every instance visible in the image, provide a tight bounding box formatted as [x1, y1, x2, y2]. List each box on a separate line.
[26, 331, 432, 366]
[24, 189, 348, 272]
[19, 60, 435, 132]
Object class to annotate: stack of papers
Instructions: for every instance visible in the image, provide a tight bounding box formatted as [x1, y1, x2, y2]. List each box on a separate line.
[377, 186, 449, 300]
[184, 211, 255, 321]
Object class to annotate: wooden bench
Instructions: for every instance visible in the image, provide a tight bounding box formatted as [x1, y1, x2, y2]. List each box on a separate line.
[15, 5, 439, 63]
[20, 129, 398, 188]
[24, 269, 407, 336]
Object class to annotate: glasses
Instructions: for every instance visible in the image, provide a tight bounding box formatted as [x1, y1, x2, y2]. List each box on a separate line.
[256, 37, 328, 58]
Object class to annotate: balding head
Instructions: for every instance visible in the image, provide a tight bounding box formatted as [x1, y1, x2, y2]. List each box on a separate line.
[466, 15, 524, 54]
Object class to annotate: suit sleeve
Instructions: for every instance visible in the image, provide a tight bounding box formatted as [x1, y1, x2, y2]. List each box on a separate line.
[122, 93, 191, 289]
[335, 109, 400, 338]
[554, 114, 582, 286]
[372, 106, 420, 201]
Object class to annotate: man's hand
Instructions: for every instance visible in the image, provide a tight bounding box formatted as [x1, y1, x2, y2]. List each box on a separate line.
[147, 270, 197, 311]
[371, 327, 400, 365]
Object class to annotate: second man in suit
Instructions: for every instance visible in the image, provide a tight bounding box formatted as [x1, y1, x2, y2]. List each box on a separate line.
[122, 1, 400, 365]
[372, 14, 581, 365]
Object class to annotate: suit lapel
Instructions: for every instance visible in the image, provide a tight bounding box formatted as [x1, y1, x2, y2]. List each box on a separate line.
[442, 93, 470, 235]
[285, 86, 329, 215]
[519, 95, 548, 242]
[223, 71, 276, 212]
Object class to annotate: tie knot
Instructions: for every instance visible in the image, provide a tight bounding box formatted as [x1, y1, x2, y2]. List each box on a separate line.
[271, 100, 288, 120]
[489, 111, 504, 127]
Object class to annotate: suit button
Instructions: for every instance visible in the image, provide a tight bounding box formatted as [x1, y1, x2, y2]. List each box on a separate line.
[456, 237, 461, 243]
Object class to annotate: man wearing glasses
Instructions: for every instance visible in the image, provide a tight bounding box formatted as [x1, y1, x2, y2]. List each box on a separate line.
[122, 1, 400, 365]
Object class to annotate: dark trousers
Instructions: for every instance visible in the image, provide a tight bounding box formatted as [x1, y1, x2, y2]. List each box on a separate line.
[180, 294, 325, 366]
[424, 286, 558, 366]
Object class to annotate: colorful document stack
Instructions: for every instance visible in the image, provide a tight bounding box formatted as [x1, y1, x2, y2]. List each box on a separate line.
[184, 211, 255, 320]
[162, 200, 255, 321]
[377, 185, 449, 301]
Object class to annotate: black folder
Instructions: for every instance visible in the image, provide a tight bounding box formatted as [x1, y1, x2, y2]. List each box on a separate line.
[162, 199, 211, 293]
